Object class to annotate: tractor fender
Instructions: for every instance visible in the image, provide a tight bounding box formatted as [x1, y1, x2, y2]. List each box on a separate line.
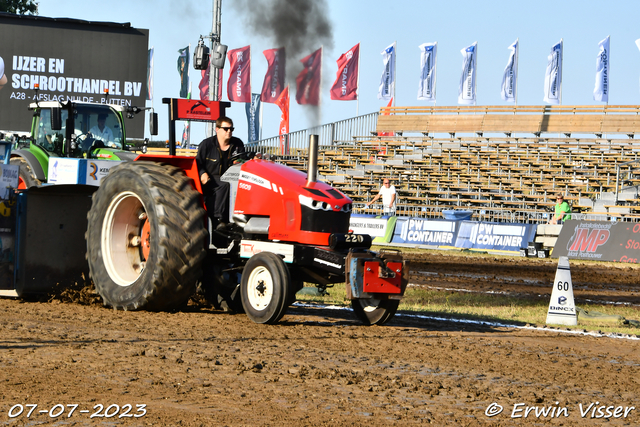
[11, 149, 46, 181]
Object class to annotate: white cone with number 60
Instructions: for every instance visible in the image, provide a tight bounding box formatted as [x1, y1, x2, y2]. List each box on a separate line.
[546, 256, 577, 326]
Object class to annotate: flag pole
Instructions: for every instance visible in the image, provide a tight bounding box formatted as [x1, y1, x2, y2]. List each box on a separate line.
[605, 35, 611, 108]
[515, 39, 519, 106]
[433, 42, 438, 107]
[356, 41, 361, 116]
[560, 38, 564, 105]
[150, 46, 154, 111]
[259, 94, 263, 140]
[393, 41, 397, 107]
[474, 42, 478, 107]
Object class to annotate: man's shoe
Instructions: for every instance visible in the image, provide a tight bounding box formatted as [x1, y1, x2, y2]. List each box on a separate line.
[215, 221, 228, 231]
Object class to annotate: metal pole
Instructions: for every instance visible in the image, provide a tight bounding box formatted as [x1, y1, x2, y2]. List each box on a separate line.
[474, 42, 478, 107]
[356, 41, 361, 116]
[515, 38, 519, 106]
[433, 42, 438, 107]
[559, 38, 564, 105]
[208, 0, 222, 137]
[393, 41, 396, 106]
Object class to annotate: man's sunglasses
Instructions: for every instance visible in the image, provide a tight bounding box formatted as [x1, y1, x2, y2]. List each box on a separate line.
[218, 126, 234, 132]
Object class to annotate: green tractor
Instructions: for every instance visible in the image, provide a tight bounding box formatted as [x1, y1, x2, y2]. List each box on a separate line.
[10, 100, 155, 188]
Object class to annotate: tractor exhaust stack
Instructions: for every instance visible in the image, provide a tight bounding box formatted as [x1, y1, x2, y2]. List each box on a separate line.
[306, 134, 319, 187]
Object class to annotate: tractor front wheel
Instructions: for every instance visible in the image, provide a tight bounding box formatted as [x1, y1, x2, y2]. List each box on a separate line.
[86, 162, 207, 311]
[240, 252, 290, 324]
[351, 298, 399, 326]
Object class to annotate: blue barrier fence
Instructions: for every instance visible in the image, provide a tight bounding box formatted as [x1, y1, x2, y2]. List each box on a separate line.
[351, 214, 538, 255]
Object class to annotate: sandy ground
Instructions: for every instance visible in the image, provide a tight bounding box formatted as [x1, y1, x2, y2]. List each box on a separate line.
[1, 252, 640, 426]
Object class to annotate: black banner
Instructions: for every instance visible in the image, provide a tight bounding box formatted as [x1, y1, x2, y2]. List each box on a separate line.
[553, 220, 640, 264]
[0, 14, 149, 137]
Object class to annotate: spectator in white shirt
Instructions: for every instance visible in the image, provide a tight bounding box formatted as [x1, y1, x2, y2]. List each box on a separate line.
[366, 178, 397, 216]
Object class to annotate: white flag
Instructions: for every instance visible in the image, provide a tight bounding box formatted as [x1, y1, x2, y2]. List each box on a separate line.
[543, 40, 563, 104]
[593, 36, 610, 102]
[418, 42, 437, 101]
[378, 42, 396, 100]
[501, 40, 518, 102]
[458, 42, 477, 105]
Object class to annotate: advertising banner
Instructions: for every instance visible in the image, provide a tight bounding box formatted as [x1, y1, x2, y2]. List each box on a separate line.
[47, 158, 122, 186]
[171, 99, 225, 122]
[455, 221, 537, 253]
[0, 165, 18, 200]
[593, 36, 610, 103]
[260, 47, 285, 104]
[392, 218, 458, 246]
[418, 42, 437, 102]
[349, 215, 388, 238]
[0, 14, 149, 137]
[552, 220, 640, 263]
[543, 40, 563, 105]
[458, 42, 477, 105]
[295, 47, 322, 106]
[227, 45, 251, 103]
[501, 39, 518, 102]
[330, 43, 359, 101]
[245, 93, 261, 143]
[378, 43, 395, 100]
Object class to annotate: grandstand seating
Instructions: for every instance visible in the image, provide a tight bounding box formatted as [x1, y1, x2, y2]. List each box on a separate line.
[143, 105, 640, 223]
[319, 105, 640, 223]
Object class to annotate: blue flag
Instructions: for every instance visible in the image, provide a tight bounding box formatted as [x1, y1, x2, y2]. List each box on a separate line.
[246, 93, 261, 142]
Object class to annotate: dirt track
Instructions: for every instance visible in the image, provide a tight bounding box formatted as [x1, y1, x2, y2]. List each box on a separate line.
[1, 252, 640, 426]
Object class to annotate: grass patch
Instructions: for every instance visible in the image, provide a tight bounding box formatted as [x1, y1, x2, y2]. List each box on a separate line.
[296, 285, 640, 337]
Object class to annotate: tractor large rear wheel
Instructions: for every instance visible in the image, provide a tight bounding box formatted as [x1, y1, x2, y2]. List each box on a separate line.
[86, 162, 207, 310]
[10, 157, 41, 189]
[351, 298, 399, 326]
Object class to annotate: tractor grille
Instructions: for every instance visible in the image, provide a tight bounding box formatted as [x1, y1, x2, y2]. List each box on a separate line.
[300, 206, 350, 233]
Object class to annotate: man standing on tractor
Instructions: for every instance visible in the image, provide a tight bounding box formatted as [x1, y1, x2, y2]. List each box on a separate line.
[196, 116, 245, 230]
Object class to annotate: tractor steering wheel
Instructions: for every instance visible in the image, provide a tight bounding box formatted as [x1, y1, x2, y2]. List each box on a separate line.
[230, 151, 257, 164]
[229, 151, 249, 164]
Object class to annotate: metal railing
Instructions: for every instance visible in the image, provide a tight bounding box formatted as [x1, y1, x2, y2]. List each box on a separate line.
[357, 204, 552, 224]
[615, 158, 640, 202]
[246, 112, 378, 154]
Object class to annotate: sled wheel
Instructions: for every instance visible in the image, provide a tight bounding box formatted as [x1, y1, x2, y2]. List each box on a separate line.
[10, 157, 42, 189]
[86, 161, 207, 311]
[241, 252, 290, 324]
[351, 298, 400, 326]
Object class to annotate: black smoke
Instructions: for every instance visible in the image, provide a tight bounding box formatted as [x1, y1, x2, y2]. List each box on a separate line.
[231, 0, 334, 119]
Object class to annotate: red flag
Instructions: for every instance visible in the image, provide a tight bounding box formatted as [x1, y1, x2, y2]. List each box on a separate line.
[275, 85, 290, 154]
[199, 61, 210, 100]
[330, 43, 360, 100]
[199, 62, 224, 101]
[227, 45, 251, 103]
[260, 47, 286, 103]
[295, 47, 322, 105]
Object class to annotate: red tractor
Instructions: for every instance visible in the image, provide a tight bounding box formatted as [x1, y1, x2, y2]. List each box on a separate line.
[84, 98, 407, 325]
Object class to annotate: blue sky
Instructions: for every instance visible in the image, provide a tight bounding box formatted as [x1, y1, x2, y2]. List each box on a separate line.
[39, 0, 640, 144]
